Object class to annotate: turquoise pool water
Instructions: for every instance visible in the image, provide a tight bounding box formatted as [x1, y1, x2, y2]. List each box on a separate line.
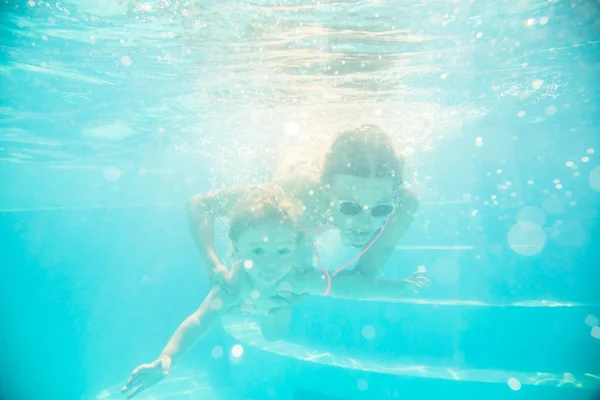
[1, 0, 599, 399]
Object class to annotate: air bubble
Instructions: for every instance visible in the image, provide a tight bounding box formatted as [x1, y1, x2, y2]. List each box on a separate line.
[251, 290, 261, 300]
[244, 260, 253, 269]
[475, 137, 483, 147]
[592, 326, 600, 340]
[582, 156, 589, 163]
[210, 298, 223, 311]
[585, 314, 599, 327]
[517, 111, 525, 117]
[508, 221, 546, 256]
[121, 56, 133, 66]
[285, 121, 300, 137]
[540, 16, 549, 25]
[545, 105, 557, 116]
[103, 166, 121, 181]
[211, 346, 223, 359]
[589, 166, 600, 191]
[231, 344, 244, 357]
[361, 325, 376, 340]
[508, 377, 521, 391]
[532, 79, 543, 90]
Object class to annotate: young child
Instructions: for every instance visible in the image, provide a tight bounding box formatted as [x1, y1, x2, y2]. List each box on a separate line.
[121, 185, 429, 399]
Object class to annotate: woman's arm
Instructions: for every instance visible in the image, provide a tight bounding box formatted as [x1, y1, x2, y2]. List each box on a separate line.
[327, 271, 429, 300]
[291, 269, 429, 301]
[352, 188, 419, 278]
[187, 185, 253, 280]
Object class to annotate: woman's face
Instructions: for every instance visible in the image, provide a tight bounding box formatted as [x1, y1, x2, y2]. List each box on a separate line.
[327, 174, 396, 248]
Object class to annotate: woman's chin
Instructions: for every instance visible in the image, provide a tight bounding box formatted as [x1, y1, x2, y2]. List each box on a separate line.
[341, 231, 372, 248]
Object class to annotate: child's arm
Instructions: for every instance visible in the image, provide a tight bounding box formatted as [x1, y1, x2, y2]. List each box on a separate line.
[291, 269, 429, 301]
[121, 286, 239, 398]
[159, 286, 235, 363]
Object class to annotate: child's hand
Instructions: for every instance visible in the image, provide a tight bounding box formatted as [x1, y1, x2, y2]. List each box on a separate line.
[121, 355, 171, 399]
[401, 270, 431, 294]
[276, 291, 309, 306]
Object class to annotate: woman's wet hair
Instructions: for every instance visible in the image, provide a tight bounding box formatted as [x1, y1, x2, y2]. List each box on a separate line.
[321, 124, 404, 186]
[228, 184, 303, 242]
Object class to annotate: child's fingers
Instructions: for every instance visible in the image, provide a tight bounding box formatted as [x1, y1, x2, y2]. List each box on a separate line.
[126, 384, 145, 399]
[269, 296, 291, 307]
[277, 290, 293, 298]
[120, 378, 140, 394]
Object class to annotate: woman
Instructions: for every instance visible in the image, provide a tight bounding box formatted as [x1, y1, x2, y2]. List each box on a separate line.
[187, 124, 419, 289]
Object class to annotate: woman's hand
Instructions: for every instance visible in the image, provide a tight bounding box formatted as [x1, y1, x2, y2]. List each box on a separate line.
[400, 270, 431, 294]
[210, 263, 236, 294]
[121, 355, 171, 399]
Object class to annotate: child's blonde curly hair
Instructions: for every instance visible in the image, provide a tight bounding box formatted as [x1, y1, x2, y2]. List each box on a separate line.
[228, 184, 303, 243]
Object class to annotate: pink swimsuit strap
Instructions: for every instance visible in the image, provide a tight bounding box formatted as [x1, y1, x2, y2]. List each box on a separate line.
[307, 185, 401, 296]
[311, 214, 391, 296]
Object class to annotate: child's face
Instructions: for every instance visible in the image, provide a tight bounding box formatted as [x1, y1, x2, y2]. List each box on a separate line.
[233, 222, 299, 285]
